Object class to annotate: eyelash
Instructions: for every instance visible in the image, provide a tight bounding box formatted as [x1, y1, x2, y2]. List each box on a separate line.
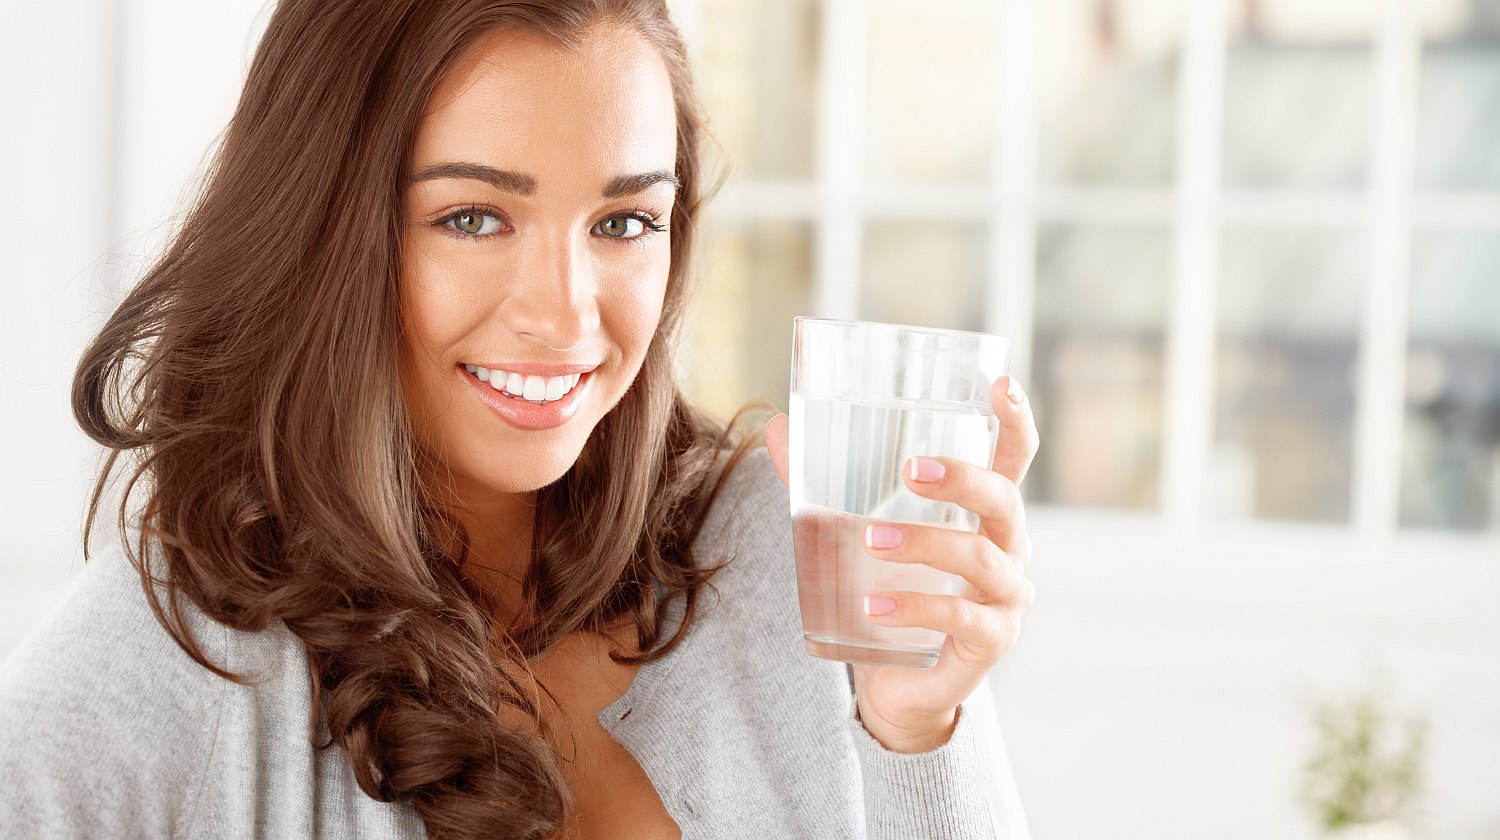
[433, 205, 669, 243]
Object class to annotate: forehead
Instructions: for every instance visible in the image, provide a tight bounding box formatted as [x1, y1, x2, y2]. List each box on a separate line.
[411, 24, 678, 184]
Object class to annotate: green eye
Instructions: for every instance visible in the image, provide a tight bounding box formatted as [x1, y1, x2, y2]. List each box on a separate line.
[598, 215, 645, 239]
[456, 211, 484, 234]
[443, 208, 501, 237]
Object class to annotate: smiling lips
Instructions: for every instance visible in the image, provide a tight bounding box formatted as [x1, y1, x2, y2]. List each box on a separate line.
[463, 364, 583, 404]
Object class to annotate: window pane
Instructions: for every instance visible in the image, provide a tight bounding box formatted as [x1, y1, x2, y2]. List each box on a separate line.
[859, 222, 985, 332]
[1214, 229, 1364, 523]
[699, 0, 819, 180]
[864, 0, 997, 183]
[1032, 225, 1170, 509]
[1223, 1, 1373, 189]
[1039, 0, 1180, 185]
[1416, 0, 1500, 190]
[682, 222, 813, 418]
[1400, 231, 1500, 531]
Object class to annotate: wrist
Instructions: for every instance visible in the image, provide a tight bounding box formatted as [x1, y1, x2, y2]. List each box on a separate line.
[856, 702, 959, 754]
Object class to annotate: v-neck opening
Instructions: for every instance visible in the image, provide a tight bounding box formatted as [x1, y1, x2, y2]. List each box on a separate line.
[596, 582, 697, 732]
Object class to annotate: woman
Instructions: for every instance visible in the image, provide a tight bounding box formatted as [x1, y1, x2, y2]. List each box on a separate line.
[0, 1, 1038, 838]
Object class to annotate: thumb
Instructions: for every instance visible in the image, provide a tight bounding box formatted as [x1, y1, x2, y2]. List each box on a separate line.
[764, 414, 790, 487]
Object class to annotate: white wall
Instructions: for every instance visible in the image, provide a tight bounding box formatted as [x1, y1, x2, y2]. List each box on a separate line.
[0, 0, 272, 654]
[997, 510, 1500, 839]
[2, 4, 1497, 839]
[2, 1, 123, 652]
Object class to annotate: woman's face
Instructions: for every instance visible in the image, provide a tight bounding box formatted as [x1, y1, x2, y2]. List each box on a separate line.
[400, 25, 678, 505]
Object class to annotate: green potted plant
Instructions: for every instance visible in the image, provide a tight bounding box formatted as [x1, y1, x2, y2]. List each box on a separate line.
[1299, 685, 1428, 839]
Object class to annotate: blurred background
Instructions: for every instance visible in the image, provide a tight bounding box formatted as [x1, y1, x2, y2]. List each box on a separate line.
[2, 1, 1497, 837]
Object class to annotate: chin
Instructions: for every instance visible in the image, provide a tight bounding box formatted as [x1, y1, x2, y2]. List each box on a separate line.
[484, 436, 589, 493]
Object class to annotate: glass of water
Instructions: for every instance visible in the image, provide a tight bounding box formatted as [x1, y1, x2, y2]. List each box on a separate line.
[789, 317, 1010, 669]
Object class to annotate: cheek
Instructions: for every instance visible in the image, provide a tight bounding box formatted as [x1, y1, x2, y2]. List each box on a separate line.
[400, 248, 476, 363]
[397, 250, 476, 421]
[605, 252, 670, 356]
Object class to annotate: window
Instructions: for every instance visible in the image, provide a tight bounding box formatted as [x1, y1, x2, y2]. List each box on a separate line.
[675, 0, 1500, 536]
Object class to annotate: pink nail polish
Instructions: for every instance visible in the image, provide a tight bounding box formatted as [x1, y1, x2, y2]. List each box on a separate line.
[1007, 379, 1026, 406]
[907, 457, 945, 483]
[865, 523, 905, 549]
[864, 595, 897, 616]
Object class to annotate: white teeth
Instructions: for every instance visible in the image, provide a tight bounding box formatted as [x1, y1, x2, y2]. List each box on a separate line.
[523, 375, 545, 401]
[465, 365, 587, 403]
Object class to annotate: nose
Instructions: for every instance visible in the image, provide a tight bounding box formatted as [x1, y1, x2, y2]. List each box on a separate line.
[499, 229, 601, 352]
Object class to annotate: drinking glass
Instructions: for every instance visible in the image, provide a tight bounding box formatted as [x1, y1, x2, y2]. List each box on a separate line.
[789, 317, 1010, 669]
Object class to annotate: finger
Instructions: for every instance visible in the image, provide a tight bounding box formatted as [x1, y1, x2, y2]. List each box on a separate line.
[861, 592, 1022, 664]
[990, 375, 1039, 487]
[764, 413, 790, 487]
[861, 520, 1030, 608]
[901, 456, 1029, 556]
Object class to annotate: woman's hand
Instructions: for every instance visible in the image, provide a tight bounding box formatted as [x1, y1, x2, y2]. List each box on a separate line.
[765, 374, 1039, 753]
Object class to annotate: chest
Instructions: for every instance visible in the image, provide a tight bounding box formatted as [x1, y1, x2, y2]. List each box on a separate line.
[532, 630, 681, 840]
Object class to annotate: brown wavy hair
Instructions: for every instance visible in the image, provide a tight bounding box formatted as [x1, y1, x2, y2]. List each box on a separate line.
[70, 1, 769, 837]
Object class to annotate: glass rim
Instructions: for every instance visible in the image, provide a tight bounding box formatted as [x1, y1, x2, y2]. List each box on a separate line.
[792, 316, 1009, 345]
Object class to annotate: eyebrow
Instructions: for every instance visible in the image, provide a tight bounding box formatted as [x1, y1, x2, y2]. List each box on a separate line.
[409, 162, 682, 199]
[601, 170, 683, 199]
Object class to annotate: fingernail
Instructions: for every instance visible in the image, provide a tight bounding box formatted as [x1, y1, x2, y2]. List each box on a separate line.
[1007, 377, 1026, 406]
[864, 595, 897, 616]
[907, 457, 945, 483]
[865, 523, 905, 550]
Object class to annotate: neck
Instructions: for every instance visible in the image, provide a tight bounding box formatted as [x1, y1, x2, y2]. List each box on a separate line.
[438, 475, 538, 630]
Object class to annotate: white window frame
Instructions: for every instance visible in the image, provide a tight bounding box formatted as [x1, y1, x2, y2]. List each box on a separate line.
[681, 0, 1500, 543]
